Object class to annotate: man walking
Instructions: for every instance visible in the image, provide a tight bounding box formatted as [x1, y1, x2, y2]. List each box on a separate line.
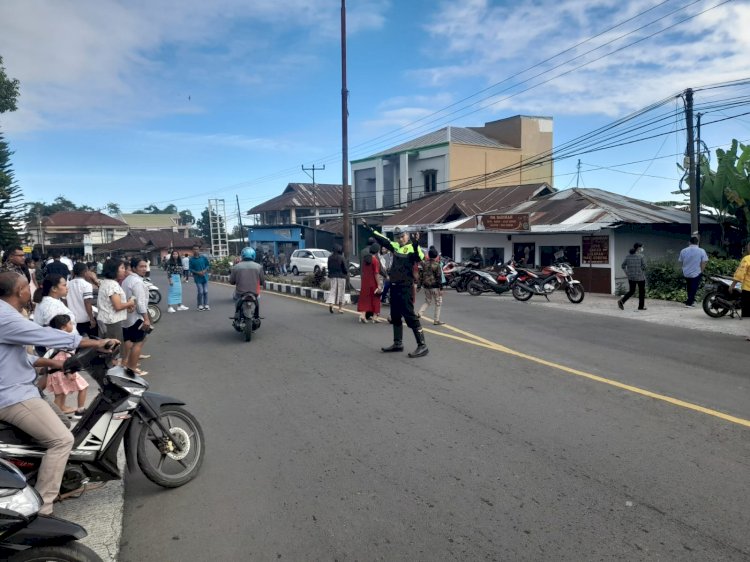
[362, 220, 428, 358]
[189, 246, 211, 311]
[678, 236, 708, 308]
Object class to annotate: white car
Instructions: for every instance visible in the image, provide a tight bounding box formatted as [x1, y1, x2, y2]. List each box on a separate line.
[289, 248, 331, 275]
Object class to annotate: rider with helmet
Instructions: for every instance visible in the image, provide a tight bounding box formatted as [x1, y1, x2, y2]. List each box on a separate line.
[230, 247, 265, 321]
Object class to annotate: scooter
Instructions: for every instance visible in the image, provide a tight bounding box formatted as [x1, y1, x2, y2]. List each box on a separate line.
[467, 261, 519, 296]
[512, 261, 585, 303]
[702, 275, 742, 318]
[144, 277, 161, 305]
[0, 345, 205, 496]
[232, 292, 262, 342]
[443, 261, 478, 293]
[0, 457, 102, 561]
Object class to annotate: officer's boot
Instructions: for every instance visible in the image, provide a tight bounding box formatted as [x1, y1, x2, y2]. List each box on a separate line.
[381, 324, 404, 352]
[408, 327, 429, 358]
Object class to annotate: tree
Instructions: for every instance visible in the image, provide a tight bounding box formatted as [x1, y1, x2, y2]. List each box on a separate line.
[105, 202, 122, 215]
[196, 208, 211, 242]
[178, 209, 195, 226]
[25, 196, 93, 221]
[0, 56, 22, 249]
[133, 204, 178, 215]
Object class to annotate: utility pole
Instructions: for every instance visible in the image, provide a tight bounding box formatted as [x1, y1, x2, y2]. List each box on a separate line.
[684, 88, 699, 237]
[341, 0, 351, 258]
[236, 194, 245, 252]
[695, 112, 703, 234]
[302, 164, 325, 248]
[575, 159, 581, 188]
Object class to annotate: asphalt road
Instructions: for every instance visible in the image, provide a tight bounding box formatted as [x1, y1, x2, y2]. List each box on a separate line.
[118, 274, 749, 561]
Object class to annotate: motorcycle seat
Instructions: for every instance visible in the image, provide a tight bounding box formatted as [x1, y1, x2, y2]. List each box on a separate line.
[0, 421, 36, 446]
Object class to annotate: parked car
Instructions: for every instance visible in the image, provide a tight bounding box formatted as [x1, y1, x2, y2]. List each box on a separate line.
[289, 248, 331, 275]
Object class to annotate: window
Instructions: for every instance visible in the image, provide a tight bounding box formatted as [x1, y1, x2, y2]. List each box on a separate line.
[423, 169, 437, 193]
[540, 246, 580, 267]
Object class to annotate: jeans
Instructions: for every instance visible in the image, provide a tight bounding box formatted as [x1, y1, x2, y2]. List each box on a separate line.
[685, 275, 701, 306]
[381, 280, 391, 302]
[621, 280, 645, 309]
[195, 281, 208, 307]
[0, 398, 74, 514]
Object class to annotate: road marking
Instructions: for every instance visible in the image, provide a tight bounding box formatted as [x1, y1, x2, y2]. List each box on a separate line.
[263, 290, 750, 429]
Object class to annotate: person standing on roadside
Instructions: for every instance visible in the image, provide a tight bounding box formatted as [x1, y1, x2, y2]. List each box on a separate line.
[181, 253, 190, 282]
[378, 245, 392, 305]
[325, 244, 348, 314]
[67, 262, 97, 337]
[361, 220, 428, 358]
[729, 241, 750, 341]
[678, 236, 709, 308]
[166, 250, 189, 313]
[97, 258, 135, 344]
[618, 242, 647, 311]
[189, 245, 211, 311]
[122, 257, 151, 376]
[44, 251, 70, 280]
[417, 247, 445, 325]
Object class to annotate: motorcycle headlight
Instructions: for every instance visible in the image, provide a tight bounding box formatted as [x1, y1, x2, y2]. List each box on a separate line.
[0, 485, 42, 517]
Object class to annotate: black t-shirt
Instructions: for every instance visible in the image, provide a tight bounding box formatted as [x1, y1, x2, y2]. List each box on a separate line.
[45, 260, 70, 278]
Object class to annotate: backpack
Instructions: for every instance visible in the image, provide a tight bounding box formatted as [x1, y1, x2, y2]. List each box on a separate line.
[421, 260, 440, 288]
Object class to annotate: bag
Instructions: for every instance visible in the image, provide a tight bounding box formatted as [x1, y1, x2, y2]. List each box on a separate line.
[421, 261, 439, 288]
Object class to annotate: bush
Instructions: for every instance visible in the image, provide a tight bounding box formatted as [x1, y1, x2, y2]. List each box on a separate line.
[644, 257, 741, 302]
[301, 267, 327, 288]
[210, 256, 235, 276]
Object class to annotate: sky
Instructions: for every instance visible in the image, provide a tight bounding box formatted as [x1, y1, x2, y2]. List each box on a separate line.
[1, 0, 750, 231]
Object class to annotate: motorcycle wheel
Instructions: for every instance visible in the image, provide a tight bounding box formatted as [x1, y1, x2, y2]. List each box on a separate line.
[565, 284, 585, 303]
[512, 284, 533, 301]
[468, 278, 484, 296]
[148, 289, 161, 304]
[243, 318, 252, 342]
[7, 542, 103, 562]
[137, 405, 205, 488]
[147, 303, 161, 324]
[702, 291, 729, 318]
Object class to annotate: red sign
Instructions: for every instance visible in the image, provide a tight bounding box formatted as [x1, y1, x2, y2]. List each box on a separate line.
[582, 235, 609, 264]
[477, 214, 530, 231]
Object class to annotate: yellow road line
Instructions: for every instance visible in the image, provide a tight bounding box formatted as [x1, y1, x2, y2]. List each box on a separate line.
[261, 289, 750, 428]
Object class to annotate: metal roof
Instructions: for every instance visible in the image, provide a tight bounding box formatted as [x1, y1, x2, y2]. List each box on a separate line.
[121, 214, 181, 228]
[42, 211, 127, 227]
[366, 126, 514, 159]
[448, 188, 715, 232]
[248, 183, 345, 213]
[382, 183, 553, 227]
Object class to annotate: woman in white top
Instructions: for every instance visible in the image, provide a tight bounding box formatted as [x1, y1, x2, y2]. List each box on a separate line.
[96, 258, 135, 343]
[34, 274, 76, 327]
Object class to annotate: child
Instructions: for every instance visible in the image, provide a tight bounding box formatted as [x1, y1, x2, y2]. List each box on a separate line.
[45, 314, 89, 418]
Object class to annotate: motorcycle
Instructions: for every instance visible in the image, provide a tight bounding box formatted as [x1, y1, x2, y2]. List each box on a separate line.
[467, 261, 519, 296]
[144, 277, 161, 305]
[0, 457, 102, 561]
[702, 275, 742, 318]
[512, 261, 585, 303]
[443, 261, 479, 293]
[232, 292, 261, 342]
[0, 344, 205, 497]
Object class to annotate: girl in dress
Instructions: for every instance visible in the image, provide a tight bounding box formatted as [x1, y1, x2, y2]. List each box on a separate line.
[45, 314, 89, 418]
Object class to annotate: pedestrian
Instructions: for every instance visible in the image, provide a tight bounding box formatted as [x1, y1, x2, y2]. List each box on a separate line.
[618, 243, 647, 311]
[325, 244, 347, 314]
[34, 274, 76, 328]
[44, 251, 70, 279]
[417, 247, 445, 325]
[122, 257, 151, 376]
[189, 245, 211, 310]
[279, 250, 287, 275]
[97, 258, 135, 344]
[357, 243, 383, 323]
[0, 271, 117, 515]
[0, 246, 29, 280]
[360, 237, 376, 265]
[182, 253, 190, 282]
[378, 245, 392, 305]
[166, 250, 189, 313]
[678, 236, 709, 307]
[362, 220, 428, 358]
[44, 314, 89, 417]
[67, 263, 97, 337]
[729, 241, 750, 341]
[469, 247, 484, 268]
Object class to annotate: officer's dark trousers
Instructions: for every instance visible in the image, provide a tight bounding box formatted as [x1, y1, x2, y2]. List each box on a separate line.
[390, 283, 420, 329]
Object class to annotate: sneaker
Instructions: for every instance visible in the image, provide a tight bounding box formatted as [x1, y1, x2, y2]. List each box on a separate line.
[197, 305, 204, 310]
[617, 300, 624, 310]
[203, 305, 210, 311]
[167, 306, 176, 313]
[685, 303, 695, 308]
[177, 305, 189, 311]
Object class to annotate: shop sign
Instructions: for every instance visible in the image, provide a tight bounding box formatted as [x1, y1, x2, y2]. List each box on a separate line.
[582, 235, 609, 264]
[476, 213, 530, 231]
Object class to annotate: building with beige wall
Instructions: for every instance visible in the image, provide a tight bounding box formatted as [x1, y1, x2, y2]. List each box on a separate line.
[350, 115, 553, 213]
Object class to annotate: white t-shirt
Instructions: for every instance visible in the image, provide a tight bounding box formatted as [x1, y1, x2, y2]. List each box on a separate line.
[181, 256, 190, 270]
[122, 274, 148, 328]
[97, 279, 127, 324]
[34, 296, 76, 327]
[66, 277, 94, 323]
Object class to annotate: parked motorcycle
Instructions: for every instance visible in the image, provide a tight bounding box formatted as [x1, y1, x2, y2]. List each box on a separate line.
[467, 261, 518, 296]
[232, 293, 261, 342]
[702, 275, 742, 318]
[144, 277, 161, 305]
[0, 344, 205, 496]
[0, 457, 102, 561]
[512, 261, 585, 303]
[443, 261, 478, 293]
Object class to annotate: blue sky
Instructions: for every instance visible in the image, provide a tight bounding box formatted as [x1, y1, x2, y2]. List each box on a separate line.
[1, 0, 750, 229]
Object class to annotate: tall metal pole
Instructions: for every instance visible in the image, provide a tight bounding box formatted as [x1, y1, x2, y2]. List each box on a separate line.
[684, 88, 698, 236]
[302, 164, 325, 247]
[341, 0, 350, 258]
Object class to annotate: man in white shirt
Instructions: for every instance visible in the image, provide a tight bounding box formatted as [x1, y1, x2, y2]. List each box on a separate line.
[121, 257, 151, 376]
[66, 262, 97, 337]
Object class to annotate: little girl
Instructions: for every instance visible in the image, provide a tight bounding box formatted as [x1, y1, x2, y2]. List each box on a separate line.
[45, 314, 89, 418]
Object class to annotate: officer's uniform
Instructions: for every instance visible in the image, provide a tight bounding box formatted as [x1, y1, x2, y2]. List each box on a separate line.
[367, 226, 428, 357]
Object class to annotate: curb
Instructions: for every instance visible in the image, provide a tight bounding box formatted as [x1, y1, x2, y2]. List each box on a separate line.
[210, 274, 359, 304]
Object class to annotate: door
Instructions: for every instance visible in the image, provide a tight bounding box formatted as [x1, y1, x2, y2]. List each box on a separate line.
[440, 234, 454, 260]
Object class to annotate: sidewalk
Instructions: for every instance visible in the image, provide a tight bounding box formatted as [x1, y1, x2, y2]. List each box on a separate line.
[508, 290, 747, 338]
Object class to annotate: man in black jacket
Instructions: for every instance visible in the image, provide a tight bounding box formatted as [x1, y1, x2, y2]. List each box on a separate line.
[361, 219, 428, 358]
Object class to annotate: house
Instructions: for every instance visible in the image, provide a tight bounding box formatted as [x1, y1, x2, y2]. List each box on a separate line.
[120, 213, 191, 236]
[27, 211, 129, 260]
[351, 115, 553, 214]
[97, 231, 205, 265]
[416, 188, 720, 294]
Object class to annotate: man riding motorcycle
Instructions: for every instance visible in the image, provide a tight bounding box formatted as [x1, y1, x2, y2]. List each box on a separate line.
[230, 247, 265, 321]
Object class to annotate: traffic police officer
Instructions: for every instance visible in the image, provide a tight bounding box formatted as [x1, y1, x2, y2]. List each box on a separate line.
[362, 219, 428, 358]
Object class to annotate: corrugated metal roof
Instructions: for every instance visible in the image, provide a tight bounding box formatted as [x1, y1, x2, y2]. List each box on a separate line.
[43, 211, 127, 227]
[249, 183, 345, 213]
[382, 183, 553, 227]
[121, 214, 180, 228]
[370, 126, 513, 158]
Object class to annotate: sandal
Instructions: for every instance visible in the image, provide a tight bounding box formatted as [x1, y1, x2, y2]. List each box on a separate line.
[133, 368, 149, 377]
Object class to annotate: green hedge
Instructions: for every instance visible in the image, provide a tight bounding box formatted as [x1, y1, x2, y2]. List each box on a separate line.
[644, 257, 740, 302]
